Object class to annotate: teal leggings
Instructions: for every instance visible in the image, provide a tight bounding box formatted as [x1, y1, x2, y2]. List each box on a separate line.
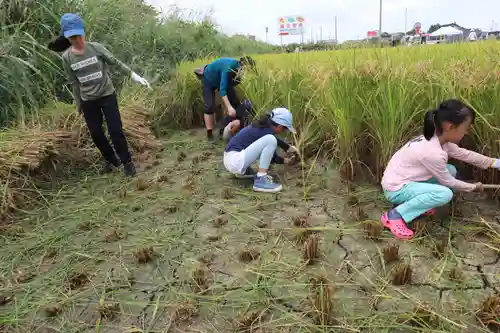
[384, 164, 457, 223]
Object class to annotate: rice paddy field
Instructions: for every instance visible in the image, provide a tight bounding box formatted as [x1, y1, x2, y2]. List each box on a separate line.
[1, 42, 500, 332]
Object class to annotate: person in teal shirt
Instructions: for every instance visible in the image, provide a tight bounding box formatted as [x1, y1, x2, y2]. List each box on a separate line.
[201, 56, 255, 141]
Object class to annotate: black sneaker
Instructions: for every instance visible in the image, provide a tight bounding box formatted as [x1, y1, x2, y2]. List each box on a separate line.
[235, 167, 257, 179]
[207, 130, 214, 141]
[101, 161, 120, 174]
[123, 162, 137, 177]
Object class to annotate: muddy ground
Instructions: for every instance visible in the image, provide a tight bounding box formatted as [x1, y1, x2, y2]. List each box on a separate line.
[0, 130, 499, 333]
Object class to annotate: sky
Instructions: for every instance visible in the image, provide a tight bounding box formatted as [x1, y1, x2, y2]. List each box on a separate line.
[145, 0, 500, 44]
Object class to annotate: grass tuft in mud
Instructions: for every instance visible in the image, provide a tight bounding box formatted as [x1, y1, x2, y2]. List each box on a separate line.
[476, 294, 500, 328]
[310, 276, 335, 325]
[44, 303, 62, 318]
[134, 247, 155, 264]
[192, 265, 209, 293]
[432, 238, 448, 258]
[238, 249, 260, 263]
[303, 233, 319, 265]
[362, 220, 383, 241]
[382, 243, 400, 264]
[449, 267, 464, 282]
[392, 262, 412, 285]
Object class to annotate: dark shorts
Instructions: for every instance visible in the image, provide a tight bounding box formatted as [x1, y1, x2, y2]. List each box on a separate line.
[202, 77, 240, 115]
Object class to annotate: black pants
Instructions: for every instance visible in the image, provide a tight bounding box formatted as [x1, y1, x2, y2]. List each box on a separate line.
[202, 77, 240, 115]
[81, 93, 131, 165]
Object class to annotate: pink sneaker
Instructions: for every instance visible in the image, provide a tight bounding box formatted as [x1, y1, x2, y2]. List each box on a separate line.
[381, 212, 414, 240]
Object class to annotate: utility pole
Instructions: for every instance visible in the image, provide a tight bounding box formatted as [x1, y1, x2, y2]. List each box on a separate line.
[265, 27, 268, 43]
[335, 15, 338, 42]
[320, 26, 323, 41]
[310, 29, 313, 43]
[404, 8, 407, 34]
[378, 0, 383, 44]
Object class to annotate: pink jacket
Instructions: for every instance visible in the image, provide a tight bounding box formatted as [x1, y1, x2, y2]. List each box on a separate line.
[381, 135, 493, 192]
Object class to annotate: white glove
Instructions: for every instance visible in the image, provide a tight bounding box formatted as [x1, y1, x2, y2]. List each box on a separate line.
[287, 145, 298, 154]
[492, 159, 500, 169]
[131, 72, 151, 90]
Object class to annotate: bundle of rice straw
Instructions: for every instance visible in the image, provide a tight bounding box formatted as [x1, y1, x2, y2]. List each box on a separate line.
[0, 89, 160, 219]
[0, 129, 76, 217]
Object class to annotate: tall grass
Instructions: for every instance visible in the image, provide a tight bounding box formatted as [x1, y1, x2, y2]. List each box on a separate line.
[163, 41, 500, 183]
[0, 0, 277, 128]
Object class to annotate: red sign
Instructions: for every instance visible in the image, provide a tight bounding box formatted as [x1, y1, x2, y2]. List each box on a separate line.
[367, 30, 378, 37]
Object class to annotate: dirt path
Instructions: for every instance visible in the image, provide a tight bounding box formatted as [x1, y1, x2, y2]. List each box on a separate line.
[0, 130, 499, 333]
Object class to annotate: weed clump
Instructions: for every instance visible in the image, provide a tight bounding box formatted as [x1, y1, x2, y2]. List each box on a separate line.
[362, 220, 383, 241]
[349, 205, 367, 221]
[346, 195, 359, 206]
[117, 188, 127, 198]
[221, 187, 234, 199]
[449, 267, 464, 282]
[392, 263, 412, 285]
[104, 229, 124, 243]
[382, 243, 400, 264]
[476, 294, 500, 328]
[192, 266, 209, 293]
[44, 304, 62, 317]
[134, 247, 154, 264]
[97, 301, 120, 319]
[13, 269, 34, 284]
[212, 217, 228, 228]
[235, 310, 264, 332]
[157, 174, 169, 183]
[238, 249, 260, 263]
[293, 215, 310, 227]
[67, 271, 89, 290]
[412, 220, 427, 234]
[310, 276, 335, 325]
[303, 234, 319, 265]
[135, 177, 149, 191]
[0, 295, 12, 306]
[173, 301, 198, 322]
[177, 151, 187, 162]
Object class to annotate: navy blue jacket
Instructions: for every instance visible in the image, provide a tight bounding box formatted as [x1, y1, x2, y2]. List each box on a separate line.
[225, 125, 290, 164]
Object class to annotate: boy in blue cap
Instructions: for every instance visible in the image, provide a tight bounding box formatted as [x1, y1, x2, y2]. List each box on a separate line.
[58, 13, 151, 177]
[223, 107, 298, 193]
[201, 56, 255, 141]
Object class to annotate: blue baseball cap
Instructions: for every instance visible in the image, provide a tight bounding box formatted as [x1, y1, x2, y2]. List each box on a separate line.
[60, 13, 85, 38]
[270, 107, 296, 133]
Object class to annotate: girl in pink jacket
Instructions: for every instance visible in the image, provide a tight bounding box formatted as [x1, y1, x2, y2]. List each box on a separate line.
[381, 99, 500, 239]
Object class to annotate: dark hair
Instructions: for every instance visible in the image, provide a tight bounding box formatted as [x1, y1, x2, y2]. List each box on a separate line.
[240, 56, 256, 68]
[48, 35, 71, 52]
[252, 109, 282, 128]
[423, 99, 475, 140]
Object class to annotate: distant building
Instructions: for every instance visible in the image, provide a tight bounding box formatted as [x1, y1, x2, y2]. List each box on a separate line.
[248, 35, 256, 41]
